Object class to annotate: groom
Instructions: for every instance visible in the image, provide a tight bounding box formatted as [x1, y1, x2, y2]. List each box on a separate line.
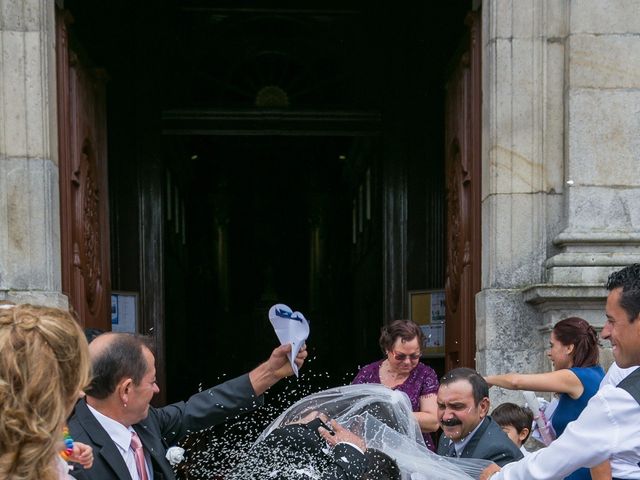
[69, 332, 307, 480]
[226, 415, 400, 480]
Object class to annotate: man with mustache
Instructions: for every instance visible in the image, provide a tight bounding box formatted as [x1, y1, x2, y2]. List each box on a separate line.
[436, 368, 523, 467]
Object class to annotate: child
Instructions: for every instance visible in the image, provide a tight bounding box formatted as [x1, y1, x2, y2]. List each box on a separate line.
[491, 402, 534, 457]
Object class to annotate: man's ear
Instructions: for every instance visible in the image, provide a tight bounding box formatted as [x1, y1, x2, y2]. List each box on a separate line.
[117, 378, 134, 405]
[478, 397, 490, 417]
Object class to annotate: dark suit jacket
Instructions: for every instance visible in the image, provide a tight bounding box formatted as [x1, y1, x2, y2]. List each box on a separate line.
[437, 416, 523, 467]
[227, 419, 368, 480]
[68, 373, 262, 480]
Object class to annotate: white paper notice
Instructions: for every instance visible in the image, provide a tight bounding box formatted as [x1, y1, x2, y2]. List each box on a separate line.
[111, 294, 137, 333]
[268, 303, 309, 377]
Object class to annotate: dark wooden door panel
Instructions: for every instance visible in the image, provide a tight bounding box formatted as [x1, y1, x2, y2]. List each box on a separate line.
[444, 11, 481, 371]
[57, 9, 111, 330]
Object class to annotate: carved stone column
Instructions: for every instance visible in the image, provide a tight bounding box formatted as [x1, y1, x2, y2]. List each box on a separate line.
[479, 1, 640, 401]
[0, 0, 66, 307]
[477, 0, 569, 399]
[526, 0, 640, 330]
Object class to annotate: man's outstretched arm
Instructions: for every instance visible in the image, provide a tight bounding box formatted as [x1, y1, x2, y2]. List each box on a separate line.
[249, 343, 308, 396]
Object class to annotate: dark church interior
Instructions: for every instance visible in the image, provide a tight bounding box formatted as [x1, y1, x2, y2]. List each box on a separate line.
[62, 0, 472, 421]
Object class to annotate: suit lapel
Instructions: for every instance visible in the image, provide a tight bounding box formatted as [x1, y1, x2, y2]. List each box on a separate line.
[75, 399, 134, 480]
[460, 417, 490, 458]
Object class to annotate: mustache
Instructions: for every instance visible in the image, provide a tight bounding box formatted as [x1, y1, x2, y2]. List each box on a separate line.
[440, 418, 462, 427]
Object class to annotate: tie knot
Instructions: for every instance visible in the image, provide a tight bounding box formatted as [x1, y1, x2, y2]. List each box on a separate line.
[131, 431, 142, 451]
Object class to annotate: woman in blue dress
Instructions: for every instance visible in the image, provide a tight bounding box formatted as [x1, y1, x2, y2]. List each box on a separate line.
[485, 317, 605, 480]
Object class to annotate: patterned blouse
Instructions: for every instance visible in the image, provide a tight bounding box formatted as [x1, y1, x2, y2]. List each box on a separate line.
[352, 359, 439, 451]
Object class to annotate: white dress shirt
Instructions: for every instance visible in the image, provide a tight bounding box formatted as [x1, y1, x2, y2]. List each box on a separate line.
[601, 363, 639, 389]
[450, 418, 485, 456]
[87, 404, 153, 480]
[493, 385, 640, 479]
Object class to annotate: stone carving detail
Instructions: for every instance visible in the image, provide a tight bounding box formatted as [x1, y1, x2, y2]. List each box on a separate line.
[72, 139, 103, 315]
[445, 140, 472, 316]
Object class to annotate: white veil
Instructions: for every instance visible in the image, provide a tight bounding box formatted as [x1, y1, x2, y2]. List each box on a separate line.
[255, 384, 491, 480]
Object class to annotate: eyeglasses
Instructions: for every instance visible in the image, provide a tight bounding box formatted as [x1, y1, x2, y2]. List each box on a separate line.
[391, 351, 421, 361]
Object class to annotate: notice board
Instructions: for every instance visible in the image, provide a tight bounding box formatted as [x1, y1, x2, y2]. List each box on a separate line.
[408, 290, 445, 357]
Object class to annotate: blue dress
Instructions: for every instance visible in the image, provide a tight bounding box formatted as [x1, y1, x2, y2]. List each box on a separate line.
[551, 365, 605, 480]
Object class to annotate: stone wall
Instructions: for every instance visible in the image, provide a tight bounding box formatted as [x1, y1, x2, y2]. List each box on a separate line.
[0, 0, 66, 307]
[479, 0, 640, 405]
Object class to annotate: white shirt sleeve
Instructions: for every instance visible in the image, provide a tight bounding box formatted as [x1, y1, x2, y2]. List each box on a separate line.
[493, 386, 636, 480]
[338, 441, 365, 455]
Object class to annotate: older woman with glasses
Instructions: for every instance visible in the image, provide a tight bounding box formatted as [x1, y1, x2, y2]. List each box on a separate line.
[352, 320, 439, 450]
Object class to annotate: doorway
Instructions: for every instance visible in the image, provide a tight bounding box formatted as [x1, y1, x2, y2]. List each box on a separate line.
[163, 135, 382, 400]
[59, 0, 476, 402]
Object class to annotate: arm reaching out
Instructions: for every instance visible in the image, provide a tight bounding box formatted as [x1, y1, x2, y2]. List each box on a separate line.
[249, 343, 308, 396]
[485, 369, 584, 398]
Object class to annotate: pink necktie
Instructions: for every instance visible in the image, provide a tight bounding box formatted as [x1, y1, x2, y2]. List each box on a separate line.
[130, 431, 149, 480]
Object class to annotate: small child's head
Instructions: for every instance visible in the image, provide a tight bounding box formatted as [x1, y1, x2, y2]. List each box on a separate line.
[491, 402, 534, 448]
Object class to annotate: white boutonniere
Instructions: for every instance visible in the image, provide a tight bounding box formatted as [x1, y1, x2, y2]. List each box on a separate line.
[165, 446, 185, 466]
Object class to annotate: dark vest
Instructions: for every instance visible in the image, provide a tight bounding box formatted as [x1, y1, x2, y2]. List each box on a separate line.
[617, 366, 640, 403]
[612, 367, 640, 480]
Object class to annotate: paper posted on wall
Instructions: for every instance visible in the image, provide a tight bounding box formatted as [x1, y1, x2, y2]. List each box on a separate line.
[268, 304, 309, 377]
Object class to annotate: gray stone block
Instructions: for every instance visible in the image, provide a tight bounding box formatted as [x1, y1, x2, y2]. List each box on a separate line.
[0, 0, 43, 32]
[0, 157, 61, 291]
[476, 288, 543, 352]
[482, 193, 550, 288]
[485, 0, 568, 41]
[522, 284, 607, 326]
[564, 187, 640, 232]
[569, 34, 640, 90]
[570, 0, 640, 34]
[567, 91, 640, 188]
[0, 289, 68, 309]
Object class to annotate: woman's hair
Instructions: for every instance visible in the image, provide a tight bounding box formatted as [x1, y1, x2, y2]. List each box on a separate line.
[552, 317, 599, 367]
[0, 304, 91, 480]
[379, 320, 425, 354]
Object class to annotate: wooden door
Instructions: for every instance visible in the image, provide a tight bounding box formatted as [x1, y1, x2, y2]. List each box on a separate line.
[444, 11, 481, 371]
[56, 9, 111, 329]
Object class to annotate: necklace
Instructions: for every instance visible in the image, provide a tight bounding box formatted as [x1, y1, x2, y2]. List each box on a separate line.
[381, 360, 408, 383]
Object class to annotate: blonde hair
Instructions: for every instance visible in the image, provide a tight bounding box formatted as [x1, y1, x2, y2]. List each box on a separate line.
[0, 304, 91, 480]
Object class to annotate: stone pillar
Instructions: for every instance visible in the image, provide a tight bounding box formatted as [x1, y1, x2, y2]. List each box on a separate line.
[530, 0, 640, 328]
[479, 0, 640, 403]
[0, 0, 66, 307]
[477, 0, 569, 401]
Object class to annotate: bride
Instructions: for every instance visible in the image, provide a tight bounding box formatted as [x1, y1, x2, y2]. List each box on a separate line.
[227, 384, 489, 480]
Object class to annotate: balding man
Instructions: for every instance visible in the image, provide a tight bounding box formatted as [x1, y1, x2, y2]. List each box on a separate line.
[69, 333, 307, 480]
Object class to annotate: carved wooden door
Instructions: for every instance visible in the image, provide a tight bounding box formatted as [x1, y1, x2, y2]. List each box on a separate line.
[56, 10, 111, 329]
[444, 11, 481, 371]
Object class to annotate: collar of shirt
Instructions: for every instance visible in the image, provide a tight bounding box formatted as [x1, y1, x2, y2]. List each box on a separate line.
[86, 403, 135, 453]
[453, 418, 485, 456]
